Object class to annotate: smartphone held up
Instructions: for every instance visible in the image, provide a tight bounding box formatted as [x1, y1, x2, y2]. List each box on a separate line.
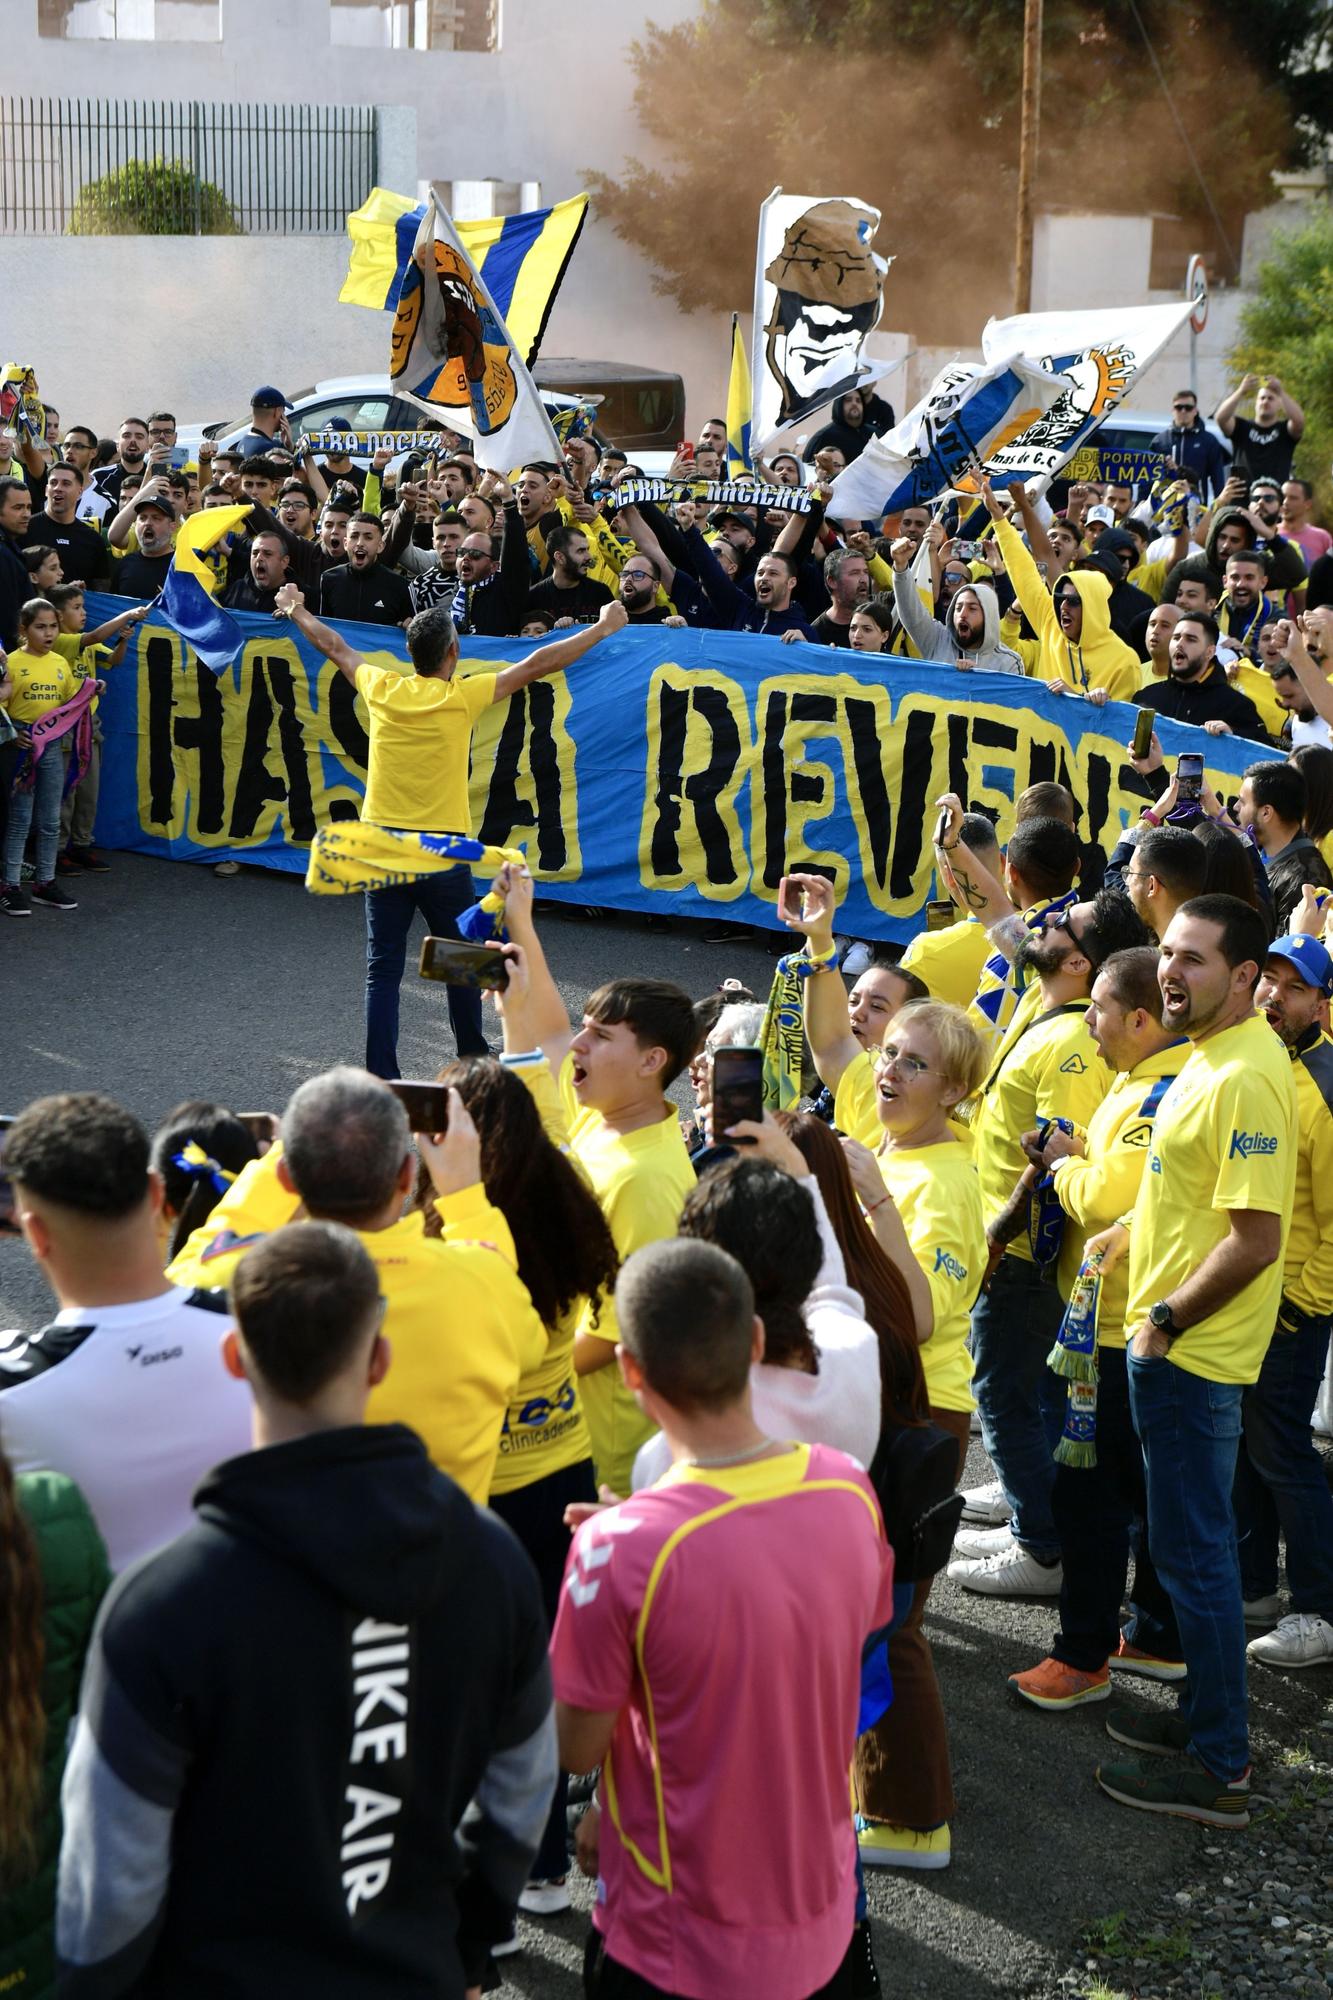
[418, 937, 509, 991]
[711, 1047, 764, 1140]
[388, 1080, 451, 1135]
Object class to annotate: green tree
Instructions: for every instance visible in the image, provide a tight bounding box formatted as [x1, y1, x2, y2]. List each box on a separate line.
[1233, 210, 1333, 515]
[69, 158, 240, 236]
[586, 0, 1332, 344]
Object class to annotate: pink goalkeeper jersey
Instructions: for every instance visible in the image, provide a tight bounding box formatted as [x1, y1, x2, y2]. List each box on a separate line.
[550, 1441, 892, 2000]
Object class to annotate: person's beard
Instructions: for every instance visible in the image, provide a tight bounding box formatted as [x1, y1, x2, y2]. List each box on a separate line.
[1014, 932, 1072, 978]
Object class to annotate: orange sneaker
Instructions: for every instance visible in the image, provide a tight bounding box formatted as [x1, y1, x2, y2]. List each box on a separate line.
[1008, 1656, 1110, 1710]
[1112, 1635, 1186, 1683]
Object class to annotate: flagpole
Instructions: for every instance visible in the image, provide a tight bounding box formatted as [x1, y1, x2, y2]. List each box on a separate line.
[1013, 0, 1043, 313]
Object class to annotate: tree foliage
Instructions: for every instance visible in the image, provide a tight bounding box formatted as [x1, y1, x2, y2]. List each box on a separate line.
[586, 0, 1333, 342]
[69, 159, 240, 237]
[1233, 211, 1333, 516]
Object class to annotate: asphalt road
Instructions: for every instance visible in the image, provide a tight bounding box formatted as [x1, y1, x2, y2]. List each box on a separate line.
[2, 854, 1324, 2000]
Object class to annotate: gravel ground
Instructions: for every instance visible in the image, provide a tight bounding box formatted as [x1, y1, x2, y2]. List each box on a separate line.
[3, 855, 1330, 1999]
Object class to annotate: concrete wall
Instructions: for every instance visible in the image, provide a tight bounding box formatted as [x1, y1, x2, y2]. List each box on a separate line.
[2, 235, 390, 428]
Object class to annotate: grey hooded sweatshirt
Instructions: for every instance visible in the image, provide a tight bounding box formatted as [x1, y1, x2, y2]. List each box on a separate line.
[891, 570, 1025, 676]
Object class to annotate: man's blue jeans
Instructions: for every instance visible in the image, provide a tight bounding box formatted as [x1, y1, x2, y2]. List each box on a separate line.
[364, 862, 488, 1079]
[1234, 1307, 1333, 1622]
[1129, 1352, 1248, 1780]
[970, 1255, 1066, 1559]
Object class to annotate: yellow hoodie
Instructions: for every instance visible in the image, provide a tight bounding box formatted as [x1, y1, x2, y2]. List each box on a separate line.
[994, 516, 1142, 702]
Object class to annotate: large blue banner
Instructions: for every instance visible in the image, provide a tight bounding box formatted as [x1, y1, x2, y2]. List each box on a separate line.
[87, 593, 1267, 943]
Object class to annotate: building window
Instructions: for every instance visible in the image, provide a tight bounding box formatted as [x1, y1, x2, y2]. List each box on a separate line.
[39, 0, 221, 39]
[330, 0, 497, 50]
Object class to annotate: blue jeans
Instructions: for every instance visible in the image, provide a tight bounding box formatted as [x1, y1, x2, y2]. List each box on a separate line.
[363, 861, 488, 1079]
[3, 743, 63, 887]
[970, 1255, 1066, 1559]
[1050, 1346, 1180, 1671]
[1129, 1353, 1248, 1780]
[1234, 1307, 1333, 1621]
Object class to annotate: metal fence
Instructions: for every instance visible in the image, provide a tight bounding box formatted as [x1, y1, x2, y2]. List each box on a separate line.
[0, 98, 379, 234]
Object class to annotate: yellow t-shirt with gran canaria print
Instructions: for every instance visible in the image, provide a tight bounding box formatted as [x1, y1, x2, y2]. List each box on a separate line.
[1124, 1013, 1297, 1385]
[3, 650, 78, 724]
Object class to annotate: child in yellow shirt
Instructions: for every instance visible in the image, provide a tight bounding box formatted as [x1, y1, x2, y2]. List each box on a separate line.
[48, 582, 147, 873]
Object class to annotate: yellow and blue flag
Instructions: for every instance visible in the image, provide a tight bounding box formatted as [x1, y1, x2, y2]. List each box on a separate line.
[156, 504, 252, 673]
[340, 188, 588, 370]
[725, 313, 752, 479]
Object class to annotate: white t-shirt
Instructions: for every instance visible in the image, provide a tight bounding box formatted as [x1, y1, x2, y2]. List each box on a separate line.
[631, 1183, 882, 1490]
[0, 1287, 252, 1572]
[1291, 713, 1333, 750]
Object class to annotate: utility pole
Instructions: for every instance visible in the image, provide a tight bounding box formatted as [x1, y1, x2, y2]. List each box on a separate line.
[1014, 0, 1043, 313]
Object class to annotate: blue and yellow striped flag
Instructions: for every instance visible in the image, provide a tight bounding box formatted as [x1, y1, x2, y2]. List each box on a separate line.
[725, 313, 752, 479]
[340, 189, 588, 369]
[156, 503, 252, 673]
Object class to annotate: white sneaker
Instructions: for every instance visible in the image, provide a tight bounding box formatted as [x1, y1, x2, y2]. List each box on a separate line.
[1242, 1592, 1283, 1626]
[960, 1478, 1011, 1525]
[948, 1543, 1063, 1597]
[1247, 1611, 1333, 1669]
[518, 1878, 571, 1916]
[952, 1523, 1015, 1560]
[491, 1934, 522, 1958]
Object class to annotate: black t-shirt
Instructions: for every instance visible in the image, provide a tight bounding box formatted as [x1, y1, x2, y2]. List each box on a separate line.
[112, 550, 173, 600]
[1228, 417, 1297, 487]
[316, 459, 368, 498]
[526, 575, 612, 624]
[809, 611, 853, 648]
[29, 511, 110, 589]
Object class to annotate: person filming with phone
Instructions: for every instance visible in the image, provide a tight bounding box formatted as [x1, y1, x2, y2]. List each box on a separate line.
[272, 584, 627, 1079]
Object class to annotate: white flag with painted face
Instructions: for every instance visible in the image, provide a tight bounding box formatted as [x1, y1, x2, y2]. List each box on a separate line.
[750, 188, 891, 454]
[388, 192, 564, 469]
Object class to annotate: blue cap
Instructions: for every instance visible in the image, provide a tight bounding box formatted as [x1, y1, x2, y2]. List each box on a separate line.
[1266, 933, 1333, 995]
[250, 385, 292, 409]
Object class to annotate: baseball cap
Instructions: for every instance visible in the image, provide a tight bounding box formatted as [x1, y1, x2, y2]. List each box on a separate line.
[1266, 933, 1333, 995]
[1086, 504, 1116, 527]
[250, 385, 293, 410]
[132, 491, 175, 515]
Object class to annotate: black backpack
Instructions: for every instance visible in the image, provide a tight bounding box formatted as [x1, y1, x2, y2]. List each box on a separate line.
[868, 1418, 966, 1583]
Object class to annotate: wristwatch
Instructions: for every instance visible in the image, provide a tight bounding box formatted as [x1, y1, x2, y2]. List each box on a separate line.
[1148, 1300, 1182, 1341]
